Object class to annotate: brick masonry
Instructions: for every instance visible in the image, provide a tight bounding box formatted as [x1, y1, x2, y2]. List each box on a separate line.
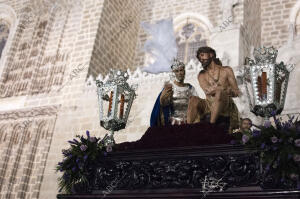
[89, 0, 144, 77]
[261, 0, 298, 48]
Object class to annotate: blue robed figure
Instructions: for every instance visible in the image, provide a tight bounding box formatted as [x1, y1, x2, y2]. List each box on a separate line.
[150, 91, 173, 127]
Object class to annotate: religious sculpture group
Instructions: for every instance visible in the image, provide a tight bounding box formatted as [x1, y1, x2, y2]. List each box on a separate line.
[151, 46, 240, 132]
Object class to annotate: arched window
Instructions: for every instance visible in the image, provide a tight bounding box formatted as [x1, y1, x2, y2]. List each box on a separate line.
[296, 11, 300, 36]
[0, 19, 10, 60]
[0, 4, 17, 80]
[175, 21, 209, 63]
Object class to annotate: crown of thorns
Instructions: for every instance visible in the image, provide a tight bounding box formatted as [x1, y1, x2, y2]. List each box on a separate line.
[171, 58, 185, 70]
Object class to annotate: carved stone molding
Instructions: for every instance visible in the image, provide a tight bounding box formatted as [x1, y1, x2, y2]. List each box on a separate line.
[0, 105, 59, 198]
[0, 0, 74, 97]
[0, 105, 60, 120]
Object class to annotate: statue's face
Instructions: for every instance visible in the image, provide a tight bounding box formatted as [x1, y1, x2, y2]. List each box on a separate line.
[241, 119, 252, 131]
[197, 52, 213, 69]
[173, 66, 185, 83]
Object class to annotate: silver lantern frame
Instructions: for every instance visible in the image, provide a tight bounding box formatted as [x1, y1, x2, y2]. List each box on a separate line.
[243, 46, 294, 118]
[96, 70, 137, 145]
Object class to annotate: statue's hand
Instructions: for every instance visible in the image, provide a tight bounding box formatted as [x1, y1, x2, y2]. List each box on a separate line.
[205, 84, 222, 96]
[205, 88, 216, 96]
[226, 87, 242, 97]
[160, 83, 173, 106]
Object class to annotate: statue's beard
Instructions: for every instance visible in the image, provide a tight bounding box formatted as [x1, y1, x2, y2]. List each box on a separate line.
[201, 57, 213, 70]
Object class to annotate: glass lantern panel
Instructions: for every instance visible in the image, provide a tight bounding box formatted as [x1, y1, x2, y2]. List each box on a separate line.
[118, 93, 126, 120]
[243, 67, 255, 108]
[274, 68, 287, 106]
[252, 65, 274, 105]
[245, 79, 255, 108]
[102, 90, 114, 120]
[279, 78, 288, 109]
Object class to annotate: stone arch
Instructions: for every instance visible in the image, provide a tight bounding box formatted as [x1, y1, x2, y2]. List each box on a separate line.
[173, 13, 214, 33]
[289, 0, 300, 36]
[173, 13, 213, 63]
[0, 4, 17, 78]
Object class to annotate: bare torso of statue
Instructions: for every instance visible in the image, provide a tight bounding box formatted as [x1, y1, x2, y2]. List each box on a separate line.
[187, 47, 240, 132]
[199, 65, 239, 99]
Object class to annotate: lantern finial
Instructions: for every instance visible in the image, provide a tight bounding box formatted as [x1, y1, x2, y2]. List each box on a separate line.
[247, 46, 278, 66]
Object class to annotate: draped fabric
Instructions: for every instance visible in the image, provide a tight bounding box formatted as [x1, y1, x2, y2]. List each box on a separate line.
[201, 96, 239, 133]
[150, 92, 173, 127]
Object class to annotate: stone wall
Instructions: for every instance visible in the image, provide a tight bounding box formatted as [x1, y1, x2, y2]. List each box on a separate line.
[297, 6, 300, 34]
[242, 0, 261, 60]
[0, 0, 300, 199]
[0, 106, 58, 199]
[0, 0, 105, 198]
[88, 0, 144, 77]
[261, 0, 298, 48]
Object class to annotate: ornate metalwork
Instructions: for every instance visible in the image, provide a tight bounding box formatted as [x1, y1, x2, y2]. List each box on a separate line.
[96, 70, 137, 144]
[93, 147, 260, 191]
[168, 81, 196, 124]
[244, 46, 294, 118]
[170, 58, 185, 70]
[57, 145, 300, 198]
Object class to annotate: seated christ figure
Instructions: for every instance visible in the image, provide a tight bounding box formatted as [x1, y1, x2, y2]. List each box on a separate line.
[150, 59, 198, 126]
[187, 46, 240, 132]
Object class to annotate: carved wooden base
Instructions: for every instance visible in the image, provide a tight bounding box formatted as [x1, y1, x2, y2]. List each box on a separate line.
[57, 189, 300, 198]
[56, 144, 300, 199]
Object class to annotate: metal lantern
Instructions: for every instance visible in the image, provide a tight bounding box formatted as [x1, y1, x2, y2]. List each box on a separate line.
[243, 46, 294, 118]
[96, 70, 137, 145]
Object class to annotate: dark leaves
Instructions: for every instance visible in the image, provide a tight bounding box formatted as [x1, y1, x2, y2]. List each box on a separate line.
[56, 130, 112, 193]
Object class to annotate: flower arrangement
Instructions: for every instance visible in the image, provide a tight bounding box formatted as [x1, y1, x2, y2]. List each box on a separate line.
[233, 113, 300, 189]
[56, 131, 112, 193]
